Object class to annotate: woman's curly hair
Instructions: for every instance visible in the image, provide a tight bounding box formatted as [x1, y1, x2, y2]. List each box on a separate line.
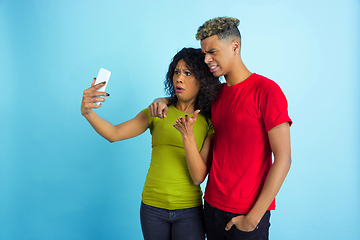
[164, 47, 220, 119]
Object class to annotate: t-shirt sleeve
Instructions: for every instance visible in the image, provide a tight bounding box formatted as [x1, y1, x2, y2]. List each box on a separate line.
[208, 121, 215, 135]
[141, 108, 153, 129]
[260, 81, 293, 132]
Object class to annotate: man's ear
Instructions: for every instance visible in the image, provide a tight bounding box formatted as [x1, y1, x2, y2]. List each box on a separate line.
[231, 39, 240, 55]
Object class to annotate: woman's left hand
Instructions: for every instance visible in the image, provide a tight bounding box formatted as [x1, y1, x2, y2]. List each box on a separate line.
[173, 110, 200, 136]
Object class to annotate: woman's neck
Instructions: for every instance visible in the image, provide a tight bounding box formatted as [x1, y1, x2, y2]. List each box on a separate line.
[175, 100, 196, 113]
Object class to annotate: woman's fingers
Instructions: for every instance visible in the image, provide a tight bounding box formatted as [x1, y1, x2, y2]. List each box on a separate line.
[84, 102, 102, 109]
[91, 78, 96, 87]
[84, 82, 107, 96]
[84, 96, 106, 104]
[81, 79, 109, 115]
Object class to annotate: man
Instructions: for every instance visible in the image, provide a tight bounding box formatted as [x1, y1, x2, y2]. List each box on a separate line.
[149, 17, 292, 240]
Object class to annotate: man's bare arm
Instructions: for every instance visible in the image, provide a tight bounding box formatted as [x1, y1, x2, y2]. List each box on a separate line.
[225, 122, 291, 232]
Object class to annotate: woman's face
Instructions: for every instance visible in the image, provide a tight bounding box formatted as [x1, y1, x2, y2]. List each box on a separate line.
[173, 59, 200, 103]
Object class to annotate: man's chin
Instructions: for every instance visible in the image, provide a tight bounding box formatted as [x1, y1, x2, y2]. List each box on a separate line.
[212, 72, 223, 78]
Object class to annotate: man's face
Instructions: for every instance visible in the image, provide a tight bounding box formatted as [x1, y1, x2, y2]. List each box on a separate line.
[200, 35, 234, 77]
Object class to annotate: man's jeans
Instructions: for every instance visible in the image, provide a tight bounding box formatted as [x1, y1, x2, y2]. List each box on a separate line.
[204, 201, 271, 240]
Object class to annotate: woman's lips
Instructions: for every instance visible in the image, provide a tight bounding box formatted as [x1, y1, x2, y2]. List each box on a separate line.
[175, 86, 184, 93]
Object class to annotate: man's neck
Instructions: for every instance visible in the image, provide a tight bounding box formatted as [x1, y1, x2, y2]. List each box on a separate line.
[224, 60, 252, 86]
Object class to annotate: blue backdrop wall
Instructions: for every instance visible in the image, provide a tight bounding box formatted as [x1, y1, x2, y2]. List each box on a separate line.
[1, 0, 359, 239]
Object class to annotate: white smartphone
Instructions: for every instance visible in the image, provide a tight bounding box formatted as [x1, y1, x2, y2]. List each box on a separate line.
[94, 68, 111, 105]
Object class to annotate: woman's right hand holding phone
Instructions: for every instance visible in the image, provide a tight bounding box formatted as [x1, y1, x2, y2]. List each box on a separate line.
[80, 78, 149, 143]
[81, 78, 110, 116]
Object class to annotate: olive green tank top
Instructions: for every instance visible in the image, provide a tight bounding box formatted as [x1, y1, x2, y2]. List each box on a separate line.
[141, 105, 214, 210]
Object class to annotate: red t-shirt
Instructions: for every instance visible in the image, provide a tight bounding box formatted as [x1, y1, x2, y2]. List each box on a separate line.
[204, 73, 292, 214]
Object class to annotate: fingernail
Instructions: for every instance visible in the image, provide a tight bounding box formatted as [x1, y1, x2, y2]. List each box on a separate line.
[102, 81, 106, 84]
[106, 93, 110, 96]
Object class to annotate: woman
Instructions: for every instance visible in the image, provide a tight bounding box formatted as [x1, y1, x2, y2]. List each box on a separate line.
[80, 48, 220, 240]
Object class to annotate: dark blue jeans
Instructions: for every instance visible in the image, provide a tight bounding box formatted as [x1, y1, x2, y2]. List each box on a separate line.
[204, 201, 271, 240]
[140, 201, 205, 240]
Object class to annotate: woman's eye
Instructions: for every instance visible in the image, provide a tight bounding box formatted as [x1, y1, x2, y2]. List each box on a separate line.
[174, 70, 180, 75]
[185, 72, 191, 76]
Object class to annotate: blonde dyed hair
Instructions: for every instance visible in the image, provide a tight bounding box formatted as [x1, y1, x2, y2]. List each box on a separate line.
[196, 17, 240, 41]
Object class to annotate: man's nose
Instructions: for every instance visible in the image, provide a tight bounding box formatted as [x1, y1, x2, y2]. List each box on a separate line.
[204, 53, 212, 64]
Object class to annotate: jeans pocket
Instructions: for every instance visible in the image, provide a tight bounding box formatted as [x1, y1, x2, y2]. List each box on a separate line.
[232, 225, 258, 239]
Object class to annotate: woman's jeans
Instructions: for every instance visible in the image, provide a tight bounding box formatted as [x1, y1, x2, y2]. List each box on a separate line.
[140, 201, 205, 240]
[204, 201, 271, 240]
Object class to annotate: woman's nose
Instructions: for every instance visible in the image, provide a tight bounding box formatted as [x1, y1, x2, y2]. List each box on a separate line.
[177, 74, 184, 83]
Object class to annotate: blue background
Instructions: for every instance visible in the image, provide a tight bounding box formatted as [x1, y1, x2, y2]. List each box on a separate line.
[1, 0, 359, 239]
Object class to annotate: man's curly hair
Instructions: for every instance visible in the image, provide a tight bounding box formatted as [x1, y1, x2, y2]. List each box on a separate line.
[196, 16, 241, 41]
[164, 47, 220, 119]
